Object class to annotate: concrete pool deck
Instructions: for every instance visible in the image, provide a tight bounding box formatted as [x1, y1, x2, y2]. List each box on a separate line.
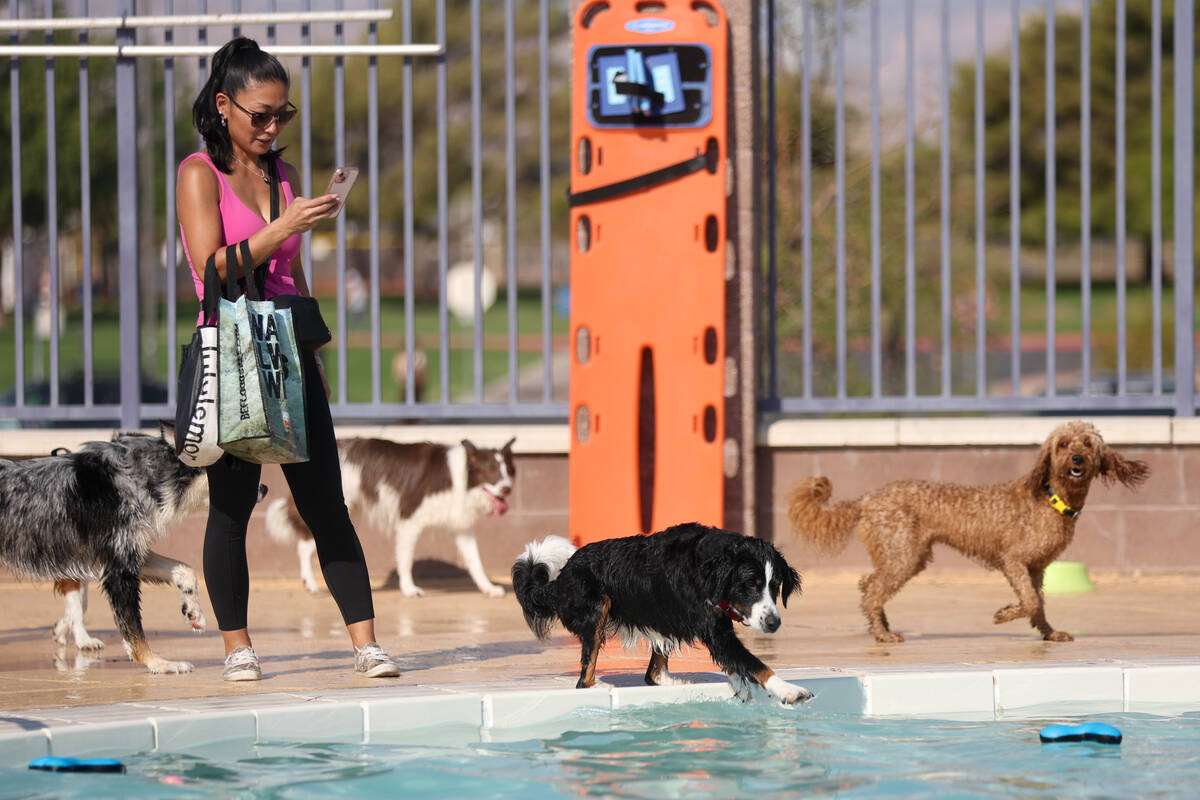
[1, 570, 1198, 717]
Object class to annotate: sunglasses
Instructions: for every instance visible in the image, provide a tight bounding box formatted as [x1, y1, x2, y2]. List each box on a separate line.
[228, 96, 297, 129]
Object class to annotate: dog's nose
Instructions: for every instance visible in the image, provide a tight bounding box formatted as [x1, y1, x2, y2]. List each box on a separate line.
[499, 484, 512, 496]
[1071, 454, 1083, 466]
[764, 614, 781, 633]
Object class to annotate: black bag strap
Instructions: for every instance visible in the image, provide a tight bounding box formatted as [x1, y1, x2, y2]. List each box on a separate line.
[199, 251, 224, 324]
[567, 143, 716, 207]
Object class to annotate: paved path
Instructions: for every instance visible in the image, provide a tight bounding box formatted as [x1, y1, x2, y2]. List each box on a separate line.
[1, 572, 1197, 712]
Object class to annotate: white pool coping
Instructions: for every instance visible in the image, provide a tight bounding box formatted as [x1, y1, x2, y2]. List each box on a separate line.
[3, 660, 1200, 766]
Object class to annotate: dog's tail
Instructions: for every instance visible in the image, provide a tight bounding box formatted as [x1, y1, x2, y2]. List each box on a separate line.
[511, 535, 575, 639]
[265, 497, 307, 545]
[786, 477, 862, 554]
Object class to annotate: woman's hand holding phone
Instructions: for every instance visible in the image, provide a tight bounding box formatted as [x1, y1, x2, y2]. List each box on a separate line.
[280, 193, 341, 235]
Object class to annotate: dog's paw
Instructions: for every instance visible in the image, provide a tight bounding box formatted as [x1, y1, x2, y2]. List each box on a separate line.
[873, 631, 904, 644]
[993, 604, 1023, 624]
[400, 584, 426, 598]
[182, 604, 207, 632]
[1044, 630, 1074, 642]
[145, 658, 194, 674]
[75, 634, 105, 650]
[481, 584, 506, 598]
[51, 618, 69, 646]
[728, 673, 755, 702]
[765, 675, 813, 705]
[302, 579, 321, 593]
[654, 670, 692, 687]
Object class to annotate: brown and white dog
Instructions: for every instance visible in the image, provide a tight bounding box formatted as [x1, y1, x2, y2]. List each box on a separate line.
[787, 421, 1149, 643]
[266, 437, 516, 597]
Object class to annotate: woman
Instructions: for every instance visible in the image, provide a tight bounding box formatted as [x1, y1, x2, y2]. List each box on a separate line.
[177, 36, 397, 681]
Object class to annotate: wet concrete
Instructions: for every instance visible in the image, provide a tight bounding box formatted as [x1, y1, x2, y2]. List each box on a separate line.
[1, 570, 1198, 713]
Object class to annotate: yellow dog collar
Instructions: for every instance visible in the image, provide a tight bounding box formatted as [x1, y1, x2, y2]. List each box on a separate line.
[1044, 485, 1080, 519]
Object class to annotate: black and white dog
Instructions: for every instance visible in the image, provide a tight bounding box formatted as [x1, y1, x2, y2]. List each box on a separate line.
[512, 523, 813, 705]
[267, 437, 516, 597]
[0, 430, 210, 674]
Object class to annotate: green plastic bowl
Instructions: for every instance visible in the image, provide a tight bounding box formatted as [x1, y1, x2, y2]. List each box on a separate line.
[1042, 561, 1096, 595]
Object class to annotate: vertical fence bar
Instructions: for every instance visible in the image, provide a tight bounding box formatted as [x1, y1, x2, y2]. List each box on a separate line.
[1010, 0, 1021, 396]
[402, 0, 416, 404]
[1081, 2, 1091, 397]
[116, 6, 139, 428]
[539, 0, 552, 404]
[437, 0, 450, 403]
[974, 0, 985, 396]
[834, 0, 845, 399]
[368, 0, 381, 404]
[939, 0, 950, 397]
[334, 3, 347, 402]
[801, 0, 812, 398]
[471, 0, 484, 403]
[766, 0, 778, 401]
[196, 0, 206, 115]
[869, 0, 880, 398]
[1173, 0, 1195, 416]
[504, 0, 518, 403]
[9, 3, 24, 411]
[79, 0, 93, 406]
[164, 3, 176, 409]
[1151, 0, 1162, 394]
[300, 0, 312, 288]
[1044, 0, 1056, 397]
[904, 0, 915, 398]
[44, 2, 60, 404]
[1115, 0, 1127, 394]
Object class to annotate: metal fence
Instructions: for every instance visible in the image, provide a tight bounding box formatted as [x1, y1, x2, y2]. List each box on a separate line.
[4, 1, 1197, 430]
[1, 0, 570, 428]
[761, 0, 1196, 417]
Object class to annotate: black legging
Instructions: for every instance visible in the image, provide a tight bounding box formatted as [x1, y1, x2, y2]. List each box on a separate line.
[203, 348, 374, 631]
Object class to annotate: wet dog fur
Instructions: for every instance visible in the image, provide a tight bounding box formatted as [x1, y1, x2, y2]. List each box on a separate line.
[786, 421, 1150, 643]
[266, 437, 516, 597]
[512, 523, 813, 705]
[0, 429, 211, 673]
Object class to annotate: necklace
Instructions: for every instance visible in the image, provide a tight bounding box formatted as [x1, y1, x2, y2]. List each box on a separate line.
[232, 152, 269, 184]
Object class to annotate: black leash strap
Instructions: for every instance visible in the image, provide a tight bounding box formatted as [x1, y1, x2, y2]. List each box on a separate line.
[568, 149, 712, 208]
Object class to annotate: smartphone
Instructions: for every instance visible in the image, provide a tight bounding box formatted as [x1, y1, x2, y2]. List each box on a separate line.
[323, 167, 359, 217]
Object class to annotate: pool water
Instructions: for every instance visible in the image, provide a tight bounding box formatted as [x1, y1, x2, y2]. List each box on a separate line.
[6, 702, 1200, 798]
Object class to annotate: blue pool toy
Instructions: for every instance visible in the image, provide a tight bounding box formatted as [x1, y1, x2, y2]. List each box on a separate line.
[28, 756, 126, 773]
[1039, 722, 1122, 745]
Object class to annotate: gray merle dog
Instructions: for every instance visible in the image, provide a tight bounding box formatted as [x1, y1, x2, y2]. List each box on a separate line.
[0, 428, 211, 673]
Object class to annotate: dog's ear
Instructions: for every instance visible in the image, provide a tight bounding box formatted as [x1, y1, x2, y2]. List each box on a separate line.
[502, 436, 516, 453]
[696, 538, 735, 603]
[1098, 443, 1150, 489]
[159, 420, 176, 446]
[1025, 434, 1055, 494]
[461, 439, 478, 455]
[773, 551, 801, 608]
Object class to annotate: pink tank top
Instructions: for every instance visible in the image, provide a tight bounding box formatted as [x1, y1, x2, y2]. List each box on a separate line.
[179, 151, 301, 308]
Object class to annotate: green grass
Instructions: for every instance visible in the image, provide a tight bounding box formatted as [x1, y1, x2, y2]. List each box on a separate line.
[0, 290, 569, 405]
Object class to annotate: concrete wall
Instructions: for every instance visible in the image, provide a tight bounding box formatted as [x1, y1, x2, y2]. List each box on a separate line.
[1, 417, 1197, 587]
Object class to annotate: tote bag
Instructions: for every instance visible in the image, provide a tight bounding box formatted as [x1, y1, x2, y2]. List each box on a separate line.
[217, 241, 310, 464]
[174, 254, 224, 466]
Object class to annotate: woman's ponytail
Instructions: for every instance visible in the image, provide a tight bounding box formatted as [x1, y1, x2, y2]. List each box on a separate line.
[191, 37, 290, 173]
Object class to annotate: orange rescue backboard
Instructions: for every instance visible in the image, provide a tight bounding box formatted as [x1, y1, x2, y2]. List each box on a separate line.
[568, 0, 728, 547]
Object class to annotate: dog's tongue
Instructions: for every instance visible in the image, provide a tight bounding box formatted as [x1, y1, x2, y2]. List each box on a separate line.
[489, 492, 509, 516]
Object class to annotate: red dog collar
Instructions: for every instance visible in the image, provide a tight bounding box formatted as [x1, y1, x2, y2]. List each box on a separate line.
[715, 600, 745, 624]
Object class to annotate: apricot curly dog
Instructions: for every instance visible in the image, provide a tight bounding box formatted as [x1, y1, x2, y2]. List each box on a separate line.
[787, 421, 1149, 643]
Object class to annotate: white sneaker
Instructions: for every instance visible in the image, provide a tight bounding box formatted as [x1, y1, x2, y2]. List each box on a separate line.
[222, 645, 261, 681]
[354, 642, 399, 678]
